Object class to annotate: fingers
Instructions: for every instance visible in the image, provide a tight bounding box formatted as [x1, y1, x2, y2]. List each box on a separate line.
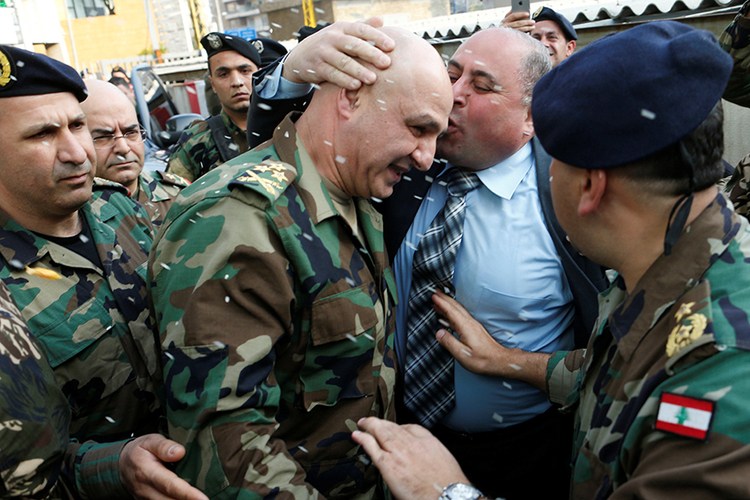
[431, 290, 472, 327]
[436, 327, 470, 358]
[138, 434, 186, 463]
[284, 20, 394, 89]
[150, 470, 209, 500]
[502, 11, 535, 33]
[121, 435, 208, 500]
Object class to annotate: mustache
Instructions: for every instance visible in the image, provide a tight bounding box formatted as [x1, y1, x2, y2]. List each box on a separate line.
[54, 160, 93, 180]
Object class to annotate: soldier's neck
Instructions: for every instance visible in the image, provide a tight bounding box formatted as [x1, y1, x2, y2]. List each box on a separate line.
[223, 107, 248, 131]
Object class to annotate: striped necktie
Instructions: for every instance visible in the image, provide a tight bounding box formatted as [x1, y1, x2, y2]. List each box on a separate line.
[403, 168, 481, 428]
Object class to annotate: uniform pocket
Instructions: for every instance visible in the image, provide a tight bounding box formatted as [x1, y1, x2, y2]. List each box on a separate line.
[310, 283, 379, 346]
[302, 283, 380, 410]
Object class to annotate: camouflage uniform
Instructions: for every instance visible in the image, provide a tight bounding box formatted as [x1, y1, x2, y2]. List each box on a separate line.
[720, 4, 750, 216]
[135, 169, 190, 228]
[724, 152, 750, 218]
[546, 193, 750, 498]
[166, 110, 247, 182]
[0, 281, 69, 498]
[0, 180, 162, 498]
[719, 0, 750, 107]
[150, 115, 397, 498]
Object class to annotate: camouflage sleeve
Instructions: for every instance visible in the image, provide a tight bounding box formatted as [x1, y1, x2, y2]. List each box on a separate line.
[62, 440, 130, 498]
[725, 152, 750, 218]
[611, 348, 750, 498]
[0, 283, 69, 498]
[166, 136, 198, 183]
[546, 348, 586, 406]
[719, 0, 750, 106]
[150, 194, 317, 498]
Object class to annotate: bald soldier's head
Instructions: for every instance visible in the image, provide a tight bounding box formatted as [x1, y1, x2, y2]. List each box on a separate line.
[296, 26, 453, 200]
[81, 79, 145, 194]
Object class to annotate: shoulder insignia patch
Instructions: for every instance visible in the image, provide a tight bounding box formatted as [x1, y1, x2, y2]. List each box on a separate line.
[93, 176, 129, 194]
[156, 171, 190, 188]
[666, 301, 708, 358]
[655, 392, 714, 440]
[229, 159, 296, 201]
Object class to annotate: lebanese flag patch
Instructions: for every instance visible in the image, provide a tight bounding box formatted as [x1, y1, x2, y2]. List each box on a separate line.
[655, 392, 715, 441]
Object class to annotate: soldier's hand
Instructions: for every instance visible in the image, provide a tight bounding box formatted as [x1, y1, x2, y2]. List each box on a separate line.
[431, 290, 513, 376]
[503, 10, 535, 33]
[352, 417, 470, 499]
[120, 434, 208, 500]
[432, 291, 552, 389]
[282, 17, 395, 89]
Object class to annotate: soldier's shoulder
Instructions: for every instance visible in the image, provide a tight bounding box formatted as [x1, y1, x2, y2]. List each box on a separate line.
[180, 119, 211, 143]
[151, 170, 191, 188]
[227, 156, 297, 207]
[92, 176, 129, 195]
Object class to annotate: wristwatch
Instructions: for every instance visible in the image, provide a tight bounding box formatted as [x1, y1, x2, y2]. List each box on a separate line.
[438, 482, 485, 500]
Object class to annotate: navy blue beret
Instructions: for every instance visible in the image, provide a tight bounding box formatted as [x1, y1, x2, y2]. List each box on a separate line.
[0, 45, 87, 102]
[201, 32, 261, 67]
[533, 7, 577, 41]
[250, 38, 288, 68]
[532, 21, 732, 169]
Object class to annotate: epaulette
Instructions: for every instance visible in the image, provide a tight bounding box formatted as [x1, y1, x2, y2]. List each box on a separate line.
[228, 159, 297, 204]
[154, 170, 191, 188]
[92, 176, 129, 195]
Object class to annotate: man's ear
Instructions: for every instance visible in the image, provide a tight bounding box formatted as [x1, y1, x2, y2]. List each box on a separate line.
[578, 169, 606, 216]
[338, 87, 361, 119]
[522, 107, 534, 138]
[566, 40, 577, 57]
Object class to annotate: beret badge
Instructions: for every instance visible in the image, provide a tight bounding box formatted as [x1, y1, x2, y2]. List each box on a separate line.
[207, 33, 223, 49]
[0, 48, 14, 88]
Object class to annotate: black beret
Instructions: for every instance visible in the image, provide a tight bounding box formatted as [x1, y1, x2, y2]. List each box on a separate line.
[249, 38, 288, 68]
[0, 45, 87, 102]
[531, 21, 732, 170]
[532, 7, 577, 41]
[200, 32, 261, 68]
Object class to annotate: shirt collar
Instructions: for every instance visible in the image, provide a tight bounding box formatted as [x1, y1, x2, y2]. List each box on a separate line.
[459, 142, 535, 200]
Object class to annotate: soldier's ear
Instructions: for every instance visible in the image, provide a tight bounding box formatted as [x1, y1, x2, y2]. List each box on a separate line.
[338, 87, 361, 119]
[578, 169, 607, 216]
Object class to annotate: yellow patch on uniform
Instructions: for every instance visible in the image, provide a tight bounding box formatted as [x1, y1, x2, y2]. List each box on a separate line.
[666, 301, 707, 358]
[25, 265, 62, 280]
[234, 161, 293, 198]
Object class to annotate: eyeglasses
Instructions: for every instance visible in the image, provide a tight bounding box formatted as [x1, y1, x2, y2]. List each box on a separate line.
[92, 128, 146, 149]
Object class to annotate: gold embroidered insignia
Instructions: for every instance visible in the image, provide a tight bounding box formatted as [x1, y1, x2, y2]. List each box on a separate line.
[533, 6, 544, 18]
[0, 50, 12, 87]
[666, 301, 707, 358]
[235, 163, 290, 197]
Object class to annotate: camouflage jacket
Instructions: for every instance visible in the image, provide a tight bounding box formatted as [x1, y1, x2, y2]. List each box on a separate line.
[0, 281, 70, 498]
[719, 0, 750, 106]
[547, 193, 750, 499]
[150, 115, 398, 499]
[166, 110, 247, 182]
[724, 151, 750, 218]
[135, 169, 190, 228]
[0, 181, 162, 498]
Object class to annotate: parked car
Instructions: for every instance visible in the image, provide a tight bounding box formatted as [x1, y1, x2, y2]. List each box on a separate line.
[130, 64, 203, 171]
